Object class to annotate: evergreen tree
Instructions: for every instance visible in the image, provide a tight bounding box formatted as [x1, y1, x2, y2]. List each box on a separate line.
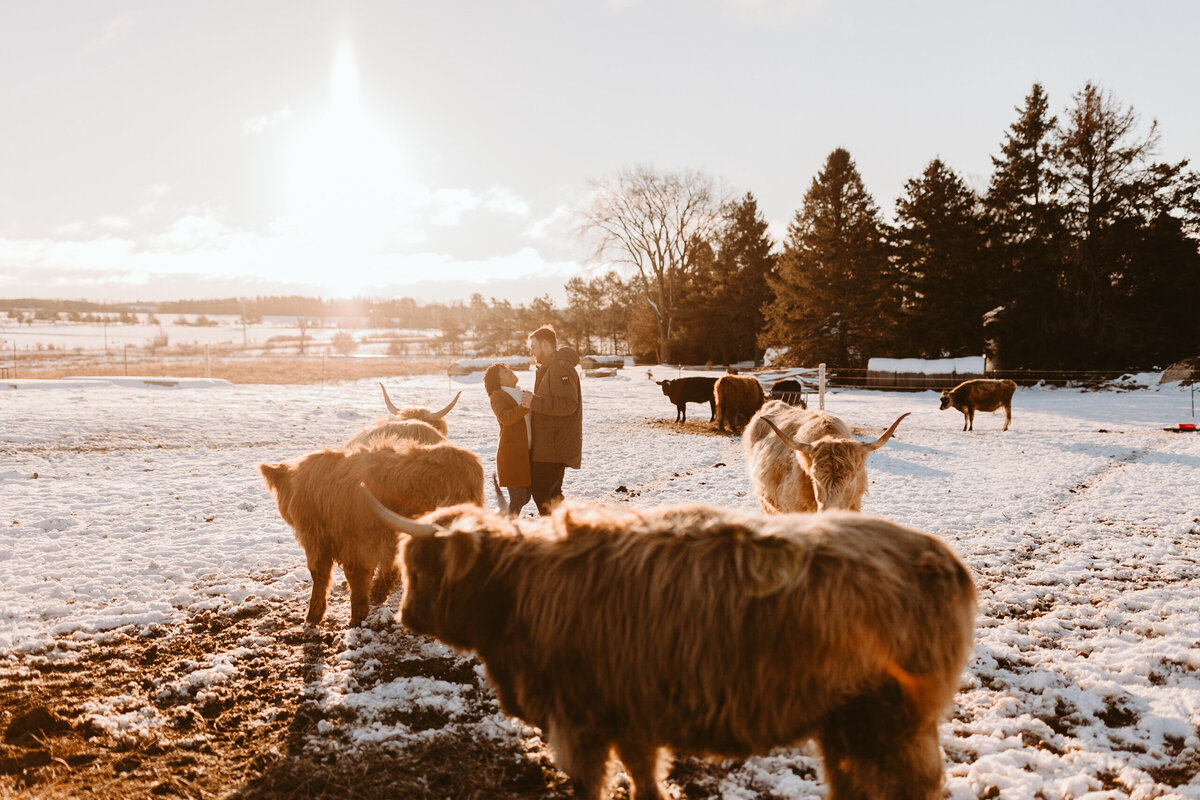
[892, 159, 988, 358]
[709, 193, 777, 365]
[760, 149, 895, 367]
[1054, 82, 1198, 366]
[984, 83, 1070, 368]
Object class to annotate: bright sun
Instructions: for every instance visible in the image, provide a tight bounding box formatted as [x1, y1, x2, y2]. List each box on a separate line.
[283, 43, 414, 253]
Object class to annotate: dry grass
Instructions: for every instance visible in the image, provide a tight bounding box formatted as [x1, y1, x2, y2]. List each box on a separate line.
[7, 355, 452, 385]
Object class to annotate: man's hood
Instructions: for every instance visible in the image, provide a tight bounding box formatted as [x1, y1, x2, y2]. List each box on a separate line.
[554, 345, 578, 367]
[553, 347, 580, 368]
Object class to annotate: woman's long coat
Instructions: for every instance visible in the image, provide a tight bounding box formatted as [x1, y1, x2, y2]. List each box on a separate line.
[490, 389, 531, 487]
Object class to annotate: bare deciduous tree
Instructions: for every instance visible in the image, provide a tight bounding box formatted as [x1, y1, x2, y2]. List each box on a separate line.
[577, 166, 725, 363]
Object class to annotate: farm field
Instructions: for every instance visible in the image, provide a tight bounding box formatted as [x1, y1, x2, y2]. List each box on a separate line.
[2, 369, 1199, 799]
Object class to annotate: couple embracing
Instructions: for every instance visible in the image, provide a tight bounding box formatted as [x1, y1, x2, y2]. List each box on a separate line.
[483, 324, 582, 517]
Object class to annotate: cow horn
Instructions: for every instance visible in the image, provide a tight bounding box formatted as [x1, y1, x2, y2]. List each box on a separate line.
[492, 474, 509, 516]
[864, 413, 911, 452]
[763, 418, 813, 454]
[430, 391, 461, 419]
[379, 383, 400, 415]
[360, 483, 439, 538]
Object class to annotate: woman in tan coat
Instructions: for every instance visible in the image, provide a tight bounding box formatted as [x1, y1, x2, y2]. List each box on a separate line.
[483, 363, 532, 516]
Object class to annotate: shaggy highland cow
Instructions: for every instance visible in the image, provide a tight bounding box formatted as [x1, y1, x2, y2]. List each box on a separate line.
[745, 400, 909, 513]
[259, 441, 484, 626]
[363, 491, 976, 800]
[344, 419, 445, 451]
[714, 374, 765, 432]
[343, 385, 461, 450]
[378, 383, 461, 436]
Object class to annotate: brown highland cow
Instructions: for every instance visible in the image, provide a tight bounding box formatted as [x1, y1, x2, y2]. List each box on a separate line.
[364, 492, 977, 800]
[260, 441, 483, 625]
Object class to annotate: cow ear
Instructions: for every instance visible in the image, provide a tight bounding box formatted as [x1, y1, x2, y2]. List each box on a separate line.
[737, 533, 806, 597]
[439, 530, 482, 584]
[259, 463, 290, 493]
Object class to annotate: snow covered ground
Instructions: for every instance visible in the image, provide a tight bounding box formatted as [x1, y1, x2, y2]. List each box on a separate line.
[2, 368, 1199, 798]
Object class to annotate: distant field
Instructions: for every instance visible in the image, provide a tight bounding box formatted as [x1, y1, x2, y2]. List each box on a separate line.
[5, 353, 451, 384]
[0, 314, 458, 383]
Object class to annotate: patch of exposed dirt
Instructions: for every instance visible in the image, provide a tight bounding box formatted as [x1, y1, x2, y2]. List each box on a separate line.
[0, 590, 745, 800]
[640, 418, 736, 438]
[0, 594, 576, 800]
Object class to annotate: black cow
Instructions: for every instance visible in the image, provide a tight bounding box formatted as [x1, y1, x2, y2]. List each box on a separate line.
[656, 377, 718, 423]
[770, 378, 808, 408]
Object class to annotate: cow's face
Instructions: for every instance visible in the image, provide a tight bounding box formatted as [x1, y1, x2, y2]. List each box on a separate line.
[659, 380, 673, 396]
[939, 391, 952, 410]
[398, 507, 504, 647]
[400, 529, 485, 643]
[804, 443, 868, 512]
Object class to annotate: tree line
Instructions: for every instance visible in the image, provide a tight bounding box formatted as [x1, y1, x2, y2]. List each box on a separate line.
[578, 82, 1200, 369]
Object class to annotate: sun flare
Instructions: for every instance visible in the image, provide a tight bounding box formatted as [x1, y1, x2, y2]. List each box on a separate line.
[282, 42, 416, 253]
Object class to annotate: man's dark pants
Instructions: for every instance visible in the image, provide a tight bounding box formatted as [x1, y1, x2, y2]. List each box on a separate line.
[530, 460, 566, 515]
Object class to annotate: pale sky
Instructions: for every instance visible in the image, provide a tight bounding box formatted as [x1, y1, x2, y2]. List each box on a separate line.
[2, 1, 1197, 304]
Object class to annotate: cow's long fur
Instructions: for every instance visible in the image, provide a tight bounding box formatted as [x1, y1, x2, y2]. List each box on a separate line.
[939, 379, 1016, 431]
[714, 375, 765, 432]
[378, 499, 976, 800]
[744, 400, 906, 513]
[259, 442, 483, 625]
[345, 419, 445, 451]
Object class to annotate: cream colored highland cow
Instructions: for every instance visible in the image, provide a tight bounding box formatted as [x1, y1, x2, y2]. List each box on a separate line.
[744, 400, 909, 513]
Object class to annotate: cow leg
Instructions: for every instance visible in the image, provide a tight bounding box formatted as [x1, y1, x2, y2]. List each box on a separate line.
[678, 404, 685, 423]
[305, 550, 333, 624]
[548, 724, 610, 800]
[615, 741, 668, 800]
[370, 536, 400, 604]
[708, 398, 715, 421]
[817, 686, 944, 800]
[1002, 402, 1011, 431]
[345, 562, 374, 626]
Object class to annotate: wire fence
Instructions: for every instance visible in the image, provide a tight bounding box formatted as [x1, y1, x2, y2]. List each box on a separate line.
[823, 367, 1145, 392]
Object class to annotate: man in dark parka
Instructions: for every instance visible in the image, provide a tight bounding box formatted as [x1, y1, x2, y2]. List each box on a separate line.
[520, 324, 582, 515]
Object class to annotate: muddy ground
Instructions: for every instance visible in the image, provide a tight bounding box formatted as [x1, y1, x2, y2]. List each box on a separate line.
[0, 589, 751, 800]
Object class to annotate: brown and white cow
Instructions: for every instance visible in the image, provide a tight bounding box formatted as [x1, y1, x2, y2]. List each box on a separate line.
[939, 379, 1016, 431]
[364, 491, 977, 800]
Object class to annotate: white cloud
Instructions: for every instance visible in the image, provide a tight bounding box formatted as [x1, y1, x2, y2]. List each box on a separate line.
[1, 181, 577, 302]
[430, 188, 480, 227]
[99, 216, 132, 231]
[429, 187, 531, 227]
[52, 216, 132, 238]
[526, 204, 574, 240]
[482, 187, 531, 218]
[96, 11, 135, 46]
[243, 108, 294, 135]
